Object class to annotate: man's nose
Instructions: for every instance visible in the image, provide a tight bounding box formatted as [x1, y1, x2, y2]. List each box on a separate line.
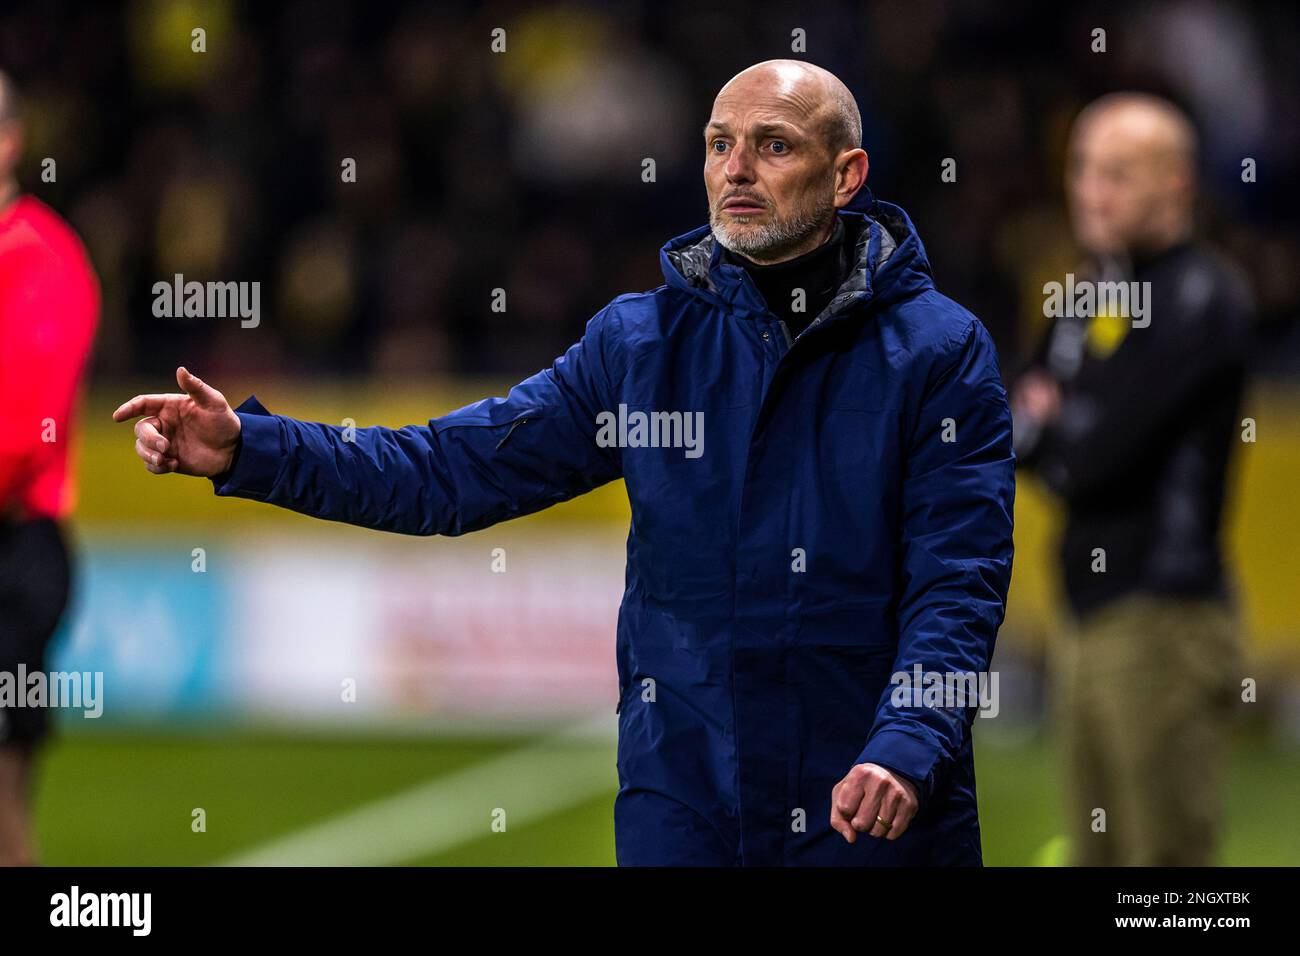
[724, 143, 756, 183]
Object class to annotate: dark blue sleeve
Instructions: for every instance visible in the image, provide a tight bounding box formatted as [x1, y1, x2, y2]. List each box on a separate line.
[210, 307, 624, 535]
[854, 319, 1016, 808]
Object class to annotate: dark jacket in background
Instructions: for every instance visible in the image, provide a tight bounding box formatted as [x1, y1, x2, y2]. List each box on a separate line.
[1015, 241, 1254, 619]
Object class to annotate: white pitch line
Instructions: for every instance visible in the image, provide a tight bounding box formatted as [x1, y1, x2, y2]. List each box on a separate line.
[218, 716, 617, 867]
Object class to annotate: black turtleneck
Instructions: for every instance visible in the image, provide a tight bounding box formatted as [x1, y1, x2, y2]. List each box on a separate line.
[720, 217, 849, 341]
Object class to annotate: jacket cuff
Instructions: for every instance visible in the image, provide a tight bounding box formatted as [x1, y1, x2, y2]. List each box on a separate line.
[211, 394, 284, 500]
[854, 727, 942, 810]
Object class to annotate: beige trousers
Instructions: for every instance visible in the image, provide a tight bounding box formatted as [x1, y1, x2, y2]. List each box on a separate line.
[1050, 592, 1245, 866]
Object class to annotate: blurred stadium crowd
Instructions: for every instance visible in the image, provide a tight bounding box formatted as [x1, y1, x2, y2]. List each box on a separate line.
[3, 0, 1297, 383]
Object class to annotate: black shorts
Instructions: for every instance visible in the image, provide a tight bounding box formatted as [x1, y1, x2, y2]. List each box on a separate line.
[0, 516, 72, 747]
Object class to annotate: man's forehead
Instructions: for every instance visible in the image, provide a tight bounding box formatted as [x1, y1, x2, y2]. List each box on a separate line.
[704, 115, 806, 136]
[705, 92, 824, 135]
[1075, 106, 1187, 156]
[1073, 118, 1168, 168]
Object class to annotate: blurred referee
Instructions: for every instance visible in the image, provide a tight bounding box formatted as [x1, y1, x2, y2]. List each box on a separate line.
[1012, 93, 1252, 866]
[0, 70, 100, 866]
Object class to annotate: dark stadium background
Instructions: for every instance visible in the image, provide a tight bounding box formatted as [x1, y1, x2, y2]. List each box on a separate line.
[5, 0, 1298, 865]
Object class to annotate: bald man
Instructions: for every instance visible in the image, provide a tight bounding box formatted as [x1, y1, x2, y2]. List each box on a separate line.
[1012, 93, 1252, 866]
[115, 60, 1014, 866]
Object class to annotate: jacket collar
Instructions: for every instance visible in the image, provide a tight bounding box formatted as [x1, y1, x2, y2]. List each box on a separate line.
[660, 192, 929, 329]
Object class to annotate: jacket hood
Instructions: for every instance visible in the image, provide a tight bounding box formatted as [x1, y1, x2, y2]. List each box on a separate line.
[660, 190, 936, 325]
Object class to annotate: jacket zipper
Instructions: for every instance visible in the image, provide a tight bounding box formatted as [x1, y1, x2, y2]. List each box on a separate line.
[495, 416, 531, 450]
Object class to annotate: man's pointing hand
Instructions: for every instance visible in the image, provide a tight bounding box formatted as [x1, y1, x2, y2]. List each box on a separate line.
[112, 366, 242, 478]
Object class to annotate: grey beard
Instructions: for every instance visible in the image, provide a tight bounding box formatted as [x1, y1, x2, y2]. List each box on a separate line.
[710, 194, 836, 262]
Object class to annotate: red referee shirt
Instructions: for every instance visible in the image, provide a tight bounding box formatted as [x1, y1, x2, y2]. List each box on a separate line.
[0, 195, 100, 521]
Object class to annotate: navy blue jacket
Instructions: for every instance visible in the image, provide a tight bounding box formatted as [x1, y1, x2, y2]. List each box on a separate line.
[212, 195, 1016, 866]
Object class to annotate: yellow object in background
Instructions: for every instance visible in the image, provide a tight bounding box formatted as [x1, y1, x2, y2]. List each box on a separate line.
[1084, 310, 1130, 361]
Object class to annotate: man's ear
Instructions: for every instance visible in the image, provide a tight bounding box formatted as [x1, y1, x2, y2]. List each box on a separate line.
[834, 148, 869, 209]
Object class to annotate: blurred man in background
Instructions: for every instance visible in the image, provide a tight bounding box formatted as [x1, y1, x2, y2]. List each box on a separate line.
[1012, 92, 1253, 866]
[0, 70, 100, 866]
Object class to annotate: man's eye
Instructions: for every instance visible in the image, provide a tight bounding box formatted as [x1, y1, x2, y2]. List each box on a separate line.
[711, 140, 728, 153]
[770, 141, 787, 154]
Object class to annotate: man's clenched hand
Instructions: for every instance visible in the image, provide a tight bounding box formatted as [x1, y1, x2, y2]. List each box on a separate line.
[112, 366, 242, 478]
[830, 762, 920, 843]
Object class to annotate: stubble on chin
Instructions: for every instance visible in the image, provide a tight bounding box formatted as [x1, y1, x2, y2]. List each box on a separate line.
[710, 194, 835, 262]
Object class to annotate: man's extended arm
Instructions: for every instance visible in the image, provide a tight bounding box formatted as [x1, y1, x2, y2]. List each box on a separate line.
[119, 306, 626, 535]
[210, 307, 625, 535]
